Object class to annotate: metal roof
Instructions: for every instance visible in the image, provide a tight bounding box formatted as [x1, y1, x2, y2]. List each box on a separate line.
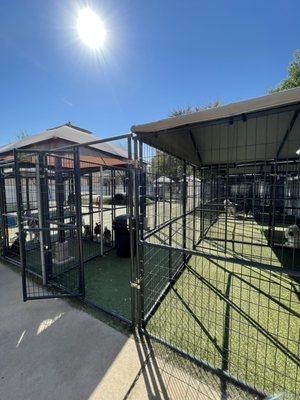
[132, 87, 300, 134]
[0, 123, 128, 159]
[132, 88, 300, 166]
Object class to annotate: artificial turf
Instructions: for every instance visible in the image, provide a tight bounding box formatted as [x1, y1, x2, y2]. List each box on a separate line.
[145, 215, 300, 398]
[84, 251, 132, 320]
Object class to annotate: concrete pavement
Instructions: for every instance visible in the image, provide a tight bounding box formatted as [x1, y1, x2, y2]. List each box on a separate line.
[0, 263, 145, 400]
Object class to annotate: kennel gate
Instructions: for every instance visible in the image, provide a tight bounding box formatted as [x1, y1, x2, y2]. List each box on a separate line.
[14, 148, 85, 300]
[7, 135, 138, 324]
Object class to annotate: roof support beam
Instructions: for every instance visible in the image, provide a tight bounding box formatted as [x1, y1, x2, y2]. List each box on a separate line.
[189, 129, 202, 165]
[276, 109, 299, 159]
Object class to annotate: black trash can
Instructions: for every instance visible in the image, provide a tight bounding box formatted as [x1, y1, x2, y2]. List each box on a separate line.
[113, 214, 135, 257]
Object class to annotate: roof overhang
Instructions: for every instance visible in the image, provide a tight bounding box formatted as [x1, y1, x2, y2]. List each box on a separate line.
[132, 87, 300, 166]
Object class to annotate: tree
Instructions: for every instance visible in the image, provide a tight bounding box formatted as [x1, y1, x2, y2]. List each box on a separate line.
[269, 50, 300, 93]
[150, 101, 222, 179]
[16, 130, 29, 141]
[169, 100, 222, 117]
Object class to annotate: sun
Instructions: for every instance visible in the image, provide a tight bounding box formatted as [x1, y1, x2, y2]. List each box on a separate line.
[77, 7, 106, 50]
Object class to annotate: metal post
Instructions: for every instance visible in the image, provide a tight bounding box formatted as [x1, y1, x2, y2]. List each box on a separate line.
[14, 150, 27, 301]
[74, 148, 85, 296]
[128, 136, 136, 326]
[36, 155, 46, 284]
[192, 166, 196, 249]
[88, 173, 93, 241]
[55, 156, 65, 242]
[268, 165, 277, 247]
[99, 166, 104, 256]
[182, 161, 187, 262]
[0, 168, 8, 257]
[37, 153, 53, 284]
[154, 173, 158, 228]
[25, 177, 30, 211]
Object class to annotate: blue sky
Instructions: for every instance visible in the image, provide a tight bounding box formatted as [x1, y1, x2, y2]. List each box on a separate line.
[0, 0, 299, 146]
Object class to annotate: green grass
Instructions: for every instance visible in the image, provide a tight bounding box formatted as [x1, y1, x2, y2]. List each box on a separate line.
[84, 251, 132, 320]
[145, 216, 300, 398]
[24, 237, 132, 320]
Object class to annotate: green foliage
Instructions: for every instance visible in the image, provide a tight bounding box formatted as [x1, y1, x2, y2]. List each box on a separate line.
[169, 100, 222, 117]
[150, 150, 187, 180]
[16, 130, 29, 140]
[269, 50, 300, 93]
[150, 101, 222, 178]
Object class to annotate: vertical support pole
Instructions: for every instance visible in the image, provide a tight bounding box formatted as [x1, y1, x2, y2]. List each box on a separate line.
[192, 166, 196, 249]
[14, 150, 27, 300]
[200, 168, 204, 240]
[110, 169, 114, 246]
[268, 164, 277, 247]
[182, 161, 187, 262]
[36, 155, 46, 284]
[25, 177, 30, 212]
[128, 136, 136, 326]
[88, 173, 93, 241]
[154, 173, 158, 228]
[99, 166, 104, 256]
[74, 148, 85, 296]
[0, 168, 8, 257]
[37, 153, 53, 284]
[55, 156, 65, 242]
[133, 138, 140, 323]
[134, 138, 144, 328]
[168, 179, 173, 281]
[224, 164, 229, 253]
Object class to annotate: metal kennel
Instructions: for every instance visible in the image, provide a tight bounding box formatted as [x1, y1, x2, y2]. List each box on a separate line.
[132, 88, 300, 398]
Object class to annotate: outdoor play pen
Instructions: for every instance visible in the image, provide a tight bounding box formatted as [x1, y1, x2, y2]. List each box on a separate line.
[0, 89, 299, 398]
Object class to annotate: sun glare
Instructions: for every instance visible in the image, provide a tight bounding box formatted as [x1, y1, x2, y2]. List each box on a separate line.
[77, 7, 106, 50]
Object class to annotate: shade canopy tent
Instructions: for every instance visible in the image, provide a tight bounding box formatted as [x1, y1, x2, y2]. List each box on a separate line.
[132, 87, 300, 166]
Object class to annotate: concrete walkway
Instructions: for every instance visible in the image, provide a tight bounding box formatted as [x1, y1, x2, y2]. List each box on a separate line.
[0, 263, 145, 400]
[0, 263, 256, 400]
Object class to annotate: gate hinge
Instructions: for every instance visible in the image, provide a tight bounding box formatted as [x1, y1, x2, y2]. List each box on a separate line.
[130, 277, 142, 289]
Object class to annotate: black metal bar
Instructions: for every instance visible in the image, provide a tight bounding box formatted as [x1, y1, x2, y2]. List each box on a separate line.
[192, 166, 196, 249]
[54, 156, 65, 242]
[134, 138, 144, 328]
[25, 177, 30, 211]
[88, 173, 93, 241]
[182, 161, 187, 264]
[127, 135, 136, 325]
[74, 148, 85, 296]
[38, 153, 53, 283]
[276, 109, 300, 159]
[143, 209, 195, 240]
[141, 240, 300, 277]
[0, 168, 8, 257]
[189, 129, 202, 164]
[14, 150, 28, 301]
[57, 133, 132, 151]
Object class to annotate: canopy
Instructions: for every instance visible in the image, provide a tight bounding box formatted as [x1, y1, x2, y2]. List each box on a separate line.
[132, 88, 300, 166]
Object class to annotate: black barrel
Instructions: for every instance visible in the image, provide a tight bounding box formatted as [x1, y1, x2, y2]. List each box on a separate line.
[113, 214, 135, 257]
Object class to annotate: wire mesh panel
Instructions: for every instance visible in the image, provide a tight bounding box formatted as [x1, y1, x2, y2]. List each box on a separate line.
[0, 166, 20, 262]
[14, 149, 84, 300]
[136, 106, 300, 399]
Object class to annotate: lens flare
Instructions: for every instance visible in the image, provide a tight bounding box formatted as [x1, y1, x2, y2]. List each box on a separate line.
[77, 7, 106, 50]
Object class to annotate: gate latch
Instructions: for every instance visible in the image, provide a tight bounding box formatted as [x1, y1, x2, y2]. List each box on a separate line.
[130, 277, 142, 290]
